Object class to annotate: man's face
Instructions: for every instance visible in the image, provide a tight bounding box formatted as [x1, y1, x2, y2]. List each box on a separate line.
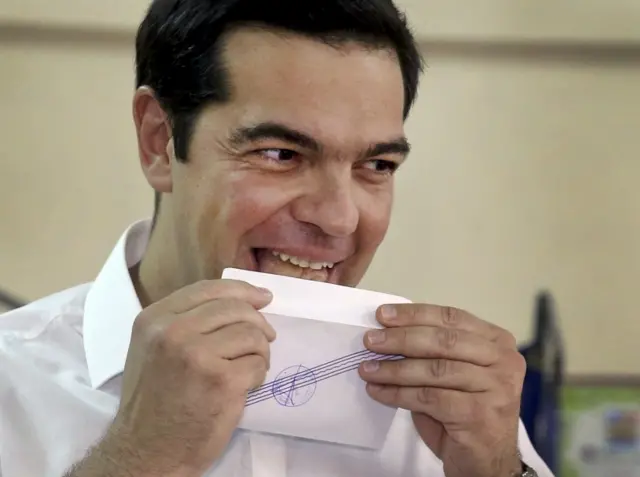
[164, 28, 408, 287]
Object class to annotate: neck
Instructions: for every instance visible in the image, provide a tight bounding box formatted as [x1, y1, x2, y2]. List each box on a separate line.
[133, 220, 184, 308]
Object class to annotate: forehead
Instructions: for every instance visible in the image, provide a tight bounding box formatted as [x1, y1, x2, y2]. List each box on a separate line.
[213, 27, 406, 145]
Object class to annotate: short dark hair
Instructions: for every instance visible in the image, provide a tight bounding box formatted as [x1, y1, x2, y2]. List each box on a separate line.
[135, 0, 424, 219]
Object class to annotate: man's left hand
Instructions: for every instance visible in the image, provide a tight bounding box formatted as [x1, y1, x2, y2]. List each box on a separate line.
[359, 304, 526, 477]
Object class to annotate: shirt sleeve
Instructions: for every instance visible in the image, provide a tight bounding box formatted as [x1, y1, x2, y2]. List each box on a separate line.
[518, 419, 556, 477]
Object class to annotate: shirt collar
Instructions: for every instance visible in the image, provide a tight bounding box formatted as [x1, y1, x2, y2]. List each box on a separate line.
[83, 219, 151, 389]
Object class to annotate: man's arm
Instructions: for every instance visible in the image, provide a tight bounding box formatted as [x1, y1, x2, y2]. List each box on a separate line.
[62, 430, 195, 477]
[63, 435, 140, 477]
[66, 280, 275, 477]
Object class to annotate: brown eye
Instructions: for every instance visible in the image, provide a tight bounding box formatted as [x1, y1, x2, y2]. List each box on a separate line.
[260, 149, 299, 162]
[362, 159, 399, 174]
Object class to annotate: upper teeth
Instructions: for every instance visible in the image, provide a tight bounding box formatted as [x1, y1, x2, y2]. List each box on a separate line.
[271, 251, 335, 270]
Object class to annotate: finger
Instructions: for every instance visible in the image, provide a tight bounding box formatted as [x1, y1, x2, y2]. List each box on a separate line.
[358, 358, 493, 392]
[200, 322, 271, 363]
[152, 279, 273, 314]
[364, 326, 500, 366]
[228, 354, 270, 392]
[179, 298, 277, 341]
[366, 384, 475, 426]
[377, 304, 516, 348]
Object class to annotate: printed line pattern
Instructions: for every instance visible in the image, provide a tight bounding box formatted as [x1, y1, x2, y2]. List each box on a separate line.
[245, 350, 403, 407]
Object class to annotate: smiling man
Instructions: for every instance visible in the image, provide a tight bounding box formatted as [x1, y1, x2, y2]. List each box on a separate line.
[0, 1, 553, 477]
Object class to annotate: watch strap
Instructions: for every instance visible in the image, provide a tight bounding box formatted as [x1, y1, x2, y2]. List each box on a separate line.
[515, 450, 538, 477]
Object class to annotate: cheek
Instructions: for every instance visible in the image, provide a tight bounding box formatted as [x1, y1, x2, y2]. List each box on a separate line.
[357, 186, 393, 250]
[192, 173, 297, 267]
[224, 179, 296, 237]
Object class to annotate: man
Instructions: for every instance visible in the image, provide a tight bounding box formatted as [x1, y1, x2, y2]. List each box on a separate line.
[0, 1, 553, 476]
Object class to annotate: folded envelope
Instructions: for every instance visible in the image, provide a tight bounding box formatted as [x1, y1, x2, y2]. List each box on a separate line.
[221, 268, 412, 450]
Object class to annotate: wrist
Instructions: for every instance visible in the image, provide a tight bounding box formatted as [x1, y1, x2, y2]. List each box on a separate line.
[95, 426, 202, 477]
[497, 447, 524, 477]
[506, 462, 525, 477]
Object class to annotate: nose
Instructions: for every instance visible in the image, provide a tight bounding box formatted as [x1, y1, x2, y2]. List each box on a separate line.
[290, 170, 359, 238]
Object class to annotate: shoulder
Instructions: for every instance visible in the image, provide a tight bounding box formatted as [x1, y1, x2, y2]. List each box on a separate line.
[0, 283, 92, 336]
[0, 283, 93, 387]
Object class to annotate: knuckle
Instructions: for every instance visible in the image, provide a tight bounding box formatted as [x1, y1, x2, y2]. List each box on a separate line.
[500, 349, 527, 378]
[499, 329, 518, 348]
[190, 279, 248, 304]
[494, 361, 526, 401]
[437, 327, 458, 351]
[181, 345, 213, 374]
[440, 306, 460, 327]
[512, 350, 527, 375]
[417, 386, 439, 406]
[158, 321, 185, 348]
[507, 353, 527, 395]
[214, 279, 263, 302]
[254, 356, 269, 377]
[219, 278, 251, 291]
[384, 385, 401, 403]
[131, 310, 154, 337]
[238, 357, 269, 392]
[408, 305, 424, 321]
[495, 390, 520, 418]
[218, 298, 256, 318]
[240, 323, 267, 348]
[394, 327, 410, 348]
[395, 359, 411, 379]
[212, 297, 241, 311]
[429, 358, 449, 379]
[215, 371, 238, 395]
[188, 280, 216, 301]
[141, 321, 177, 353]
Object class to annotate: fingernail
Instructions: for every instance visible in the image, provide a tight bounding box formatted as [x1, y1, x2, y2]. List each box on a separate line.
[258, 287, 273, 298]
[367, 330, 386, 345]
[379, 305, 396, 321]
[362, 361, 380, 373]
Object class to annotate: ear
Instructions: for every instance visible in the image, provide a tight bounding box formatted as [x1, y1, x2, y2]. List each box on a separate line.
[132, 86, 173, 194]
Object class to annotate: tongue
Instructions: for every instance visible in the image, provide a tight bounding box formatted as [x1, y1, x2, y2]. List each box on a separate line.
[255, 250, 329, 282]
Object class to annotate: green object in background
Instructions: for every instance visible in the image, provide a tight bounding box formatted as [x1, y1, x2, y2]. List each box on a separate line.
[562, 380, 640, 477]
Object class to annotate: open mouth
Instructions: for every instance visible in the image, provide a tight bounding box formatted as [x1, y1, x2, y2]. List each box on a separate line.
[251, 248, 340, 282]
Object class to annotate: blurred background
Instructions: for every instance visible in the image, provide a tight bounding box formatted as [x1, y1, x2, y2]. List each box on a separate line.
[1, 1, 639, 475]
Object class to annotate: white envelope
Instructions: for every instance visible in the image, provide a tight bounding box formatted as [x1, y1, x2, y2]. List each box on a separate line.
[221, 268, 412, 450]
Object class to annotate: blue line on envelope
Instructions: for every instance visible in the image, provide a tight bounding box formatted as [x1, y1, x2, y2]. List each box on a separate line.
[246, 349, 378, 403]
[246, 354, 402, 407]
[245, 351, 403, 407]
[252, 350, 382, 393]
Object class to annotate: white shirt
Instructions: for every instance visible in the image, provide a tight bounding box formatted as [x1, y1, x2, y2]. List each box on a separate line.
[0, 220, 554, 477]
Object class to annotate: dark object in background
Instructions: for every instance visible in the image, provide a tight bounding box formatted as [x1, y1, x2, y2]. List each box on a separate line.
[0, 288, 26, 310]
[519, 291, 564, 475]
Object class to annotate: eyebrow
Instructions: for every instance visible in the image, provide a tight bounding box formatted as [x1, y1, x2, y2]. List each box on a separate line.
[229, 121, 411, 158]
[229, 122, 321, 152]
[366, 137, 411, 158]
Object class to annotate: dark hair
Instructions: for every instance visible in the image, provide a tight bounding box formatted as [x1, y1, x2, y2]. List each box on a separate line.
[135, 0, 424, 216]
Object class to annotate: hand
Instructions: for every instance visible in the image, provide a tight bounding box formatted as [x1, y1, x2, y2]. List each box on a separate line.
[106, 280, 275, 477]
[359, 304, 526, 477]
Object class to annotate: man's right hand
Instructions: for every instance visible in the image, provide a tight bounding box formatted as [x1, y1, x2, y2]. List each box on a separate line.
[100, 279, 275, 477]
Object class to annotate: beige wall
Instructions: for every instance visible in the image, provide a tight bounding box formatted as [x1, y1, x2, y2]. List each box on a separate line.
[1, 2, 639, 375]
[2, 0, 640, 42]
[364, 46, 640, 376]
